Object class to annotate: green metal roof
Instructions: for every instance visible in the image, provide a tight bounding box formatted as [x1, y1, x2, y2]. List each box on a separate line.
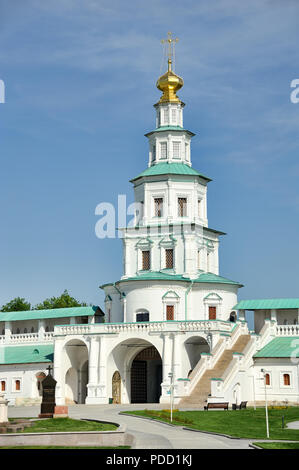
[101, 271, 243, 288]
[0, 306, 99, 323]
[0, 344, 54, 364]
[130, 163, 212, 182]
[194, 272, 243, 286]
[234, 299, 299, 311]
[145, 126, 195, 137]
[254, 337, 299, 358]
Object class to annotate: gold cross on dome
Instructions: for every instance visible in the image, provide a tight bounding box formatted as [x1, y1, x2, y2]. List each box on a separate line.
[161, 31, 179, 64]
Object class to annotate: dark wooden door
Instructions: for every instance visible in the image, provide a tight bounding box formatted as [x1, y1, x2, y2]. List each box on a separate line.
[131, 361, 147, 403]
[166, 305, 174, 321]
[209, 306, 217, 320]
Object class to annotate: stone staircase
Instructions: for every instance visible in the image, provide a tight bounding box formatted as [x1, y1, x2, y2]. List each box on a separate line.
[179, 334, 251, 407]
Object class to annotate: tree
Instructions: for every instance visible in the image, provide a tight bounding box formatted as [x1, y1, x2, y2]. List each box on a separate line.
[34, 290, 87, 310]
[1, 297, 31, 312]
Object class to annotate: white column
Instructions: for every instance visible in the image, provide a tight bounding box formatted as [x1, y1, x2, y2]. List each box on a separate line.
[162, 334, 172, 382]
[4, 322, 11, 342]
[38, 319, 45, 341]
[160, 333, 176, 403]
[271, 309, 277, 322]
[86, 336, 100, 404]
[173, 333, 181, 380]
[53, 339, 64, 405]
[88, 337, 99, 385]
[123, 298, 127, 323]
[96, 336, 108, 404]
[98, 336, 106, 386]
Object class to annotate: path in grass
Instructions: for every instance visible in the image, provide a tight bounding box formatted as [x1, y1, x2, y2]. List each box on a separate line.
[123, 407, 299, 441]
[18, 418, 117, 433]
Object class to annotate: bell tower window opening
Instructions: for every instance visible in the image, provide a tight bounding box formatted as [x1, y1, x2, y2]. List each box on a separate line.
[171, 108, 177, 124]
[152, 144, 156, 162]
[154, 198, 163, 217]
[142, 250, 150, 271]
[185, 143, 189, 161]
[165, 249, 174, 269]
[164, 108, 169, 125]
[157, 110, 161, 127]
[198, 199, 201, 217]
[178, 197, 187, 217]
[173, 141, 181, 159]
[160, 142, 167, 159]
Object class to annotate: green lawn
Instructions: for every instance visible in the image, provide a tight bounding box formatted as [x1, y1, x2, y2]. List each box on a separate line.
[253, 442, 299, 449]
[16, 418, 117, 433]
[122, 407, 299, 440]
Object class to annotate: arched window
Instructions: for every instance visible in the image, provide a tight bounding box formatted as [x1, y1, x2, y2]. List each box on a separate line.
[15, 380, 21, 391]
[1, 380, 5, 391]
[31, 327, 35, 333]
[265, 374, 270, 386]
[230, 312, 237, 323]
[24, 328, 27, 334]
[16, 328, 20, 334]
[1, 329, 4, 336]
[283, 374, 290, 386]
[45, 326, 49, 332]
[136, 310, 149, 322]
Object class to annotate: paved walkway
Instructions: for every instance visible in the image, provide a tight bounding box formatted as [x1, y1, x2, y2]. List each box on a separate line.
[287, 421, 299, 430]
[8, 404, 252, 449]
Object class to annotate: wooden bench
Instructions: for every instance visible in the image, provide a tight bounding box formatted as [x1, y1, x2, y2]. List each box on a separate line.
[204, 402, 229, 410]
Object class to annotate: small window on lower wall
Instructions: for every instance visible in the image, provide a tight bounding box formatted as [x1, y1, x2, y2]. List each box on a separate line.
[265, 374, 270, 386]
[283, 374, 290, 386]
[1, 380, 5, 392]
[15, 379, 21, 391]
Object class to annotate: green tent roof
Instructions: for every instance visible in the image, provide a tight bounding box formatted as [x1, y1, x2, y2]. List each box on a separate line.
[101, 271, 243, 288]
[234, 299, 299, 310]
[130, 163, 212, 182]
[0, 344, 54, 364]
[254, 337, 299, 358]
[0, 306, 99, 323]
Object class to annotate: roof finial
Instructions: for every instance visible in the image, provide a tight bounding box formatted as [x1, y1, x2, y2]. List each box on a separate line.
[157, 32, 183, 104]
[161, 31, 179, 72]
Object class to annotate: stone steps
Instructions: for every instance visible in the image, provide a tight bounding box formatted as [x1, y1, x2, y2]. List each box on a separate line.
[180, 334, 251, 406]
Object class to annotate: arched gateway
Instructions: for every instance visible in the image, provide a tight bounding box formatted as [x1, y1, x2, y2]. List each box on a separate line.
[131, 347, 162, 403]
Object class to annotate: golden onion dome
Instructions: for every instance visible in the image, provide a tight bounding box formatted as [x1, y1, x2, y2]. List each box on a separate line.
[156, 59, 184, 103]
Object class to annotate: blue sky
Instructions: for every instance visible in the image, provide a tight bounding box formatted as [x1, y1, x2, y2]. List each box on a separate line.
[0, 0, 299, 318]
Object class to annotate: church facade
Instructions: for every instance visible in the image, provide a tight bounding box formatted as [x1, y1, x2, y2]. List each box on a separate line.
[1, 48, 299, 408]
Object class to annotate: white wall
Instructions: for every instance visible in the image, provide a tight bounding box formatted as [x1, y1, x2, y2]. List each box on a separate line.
[0, 363, 51, 406]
